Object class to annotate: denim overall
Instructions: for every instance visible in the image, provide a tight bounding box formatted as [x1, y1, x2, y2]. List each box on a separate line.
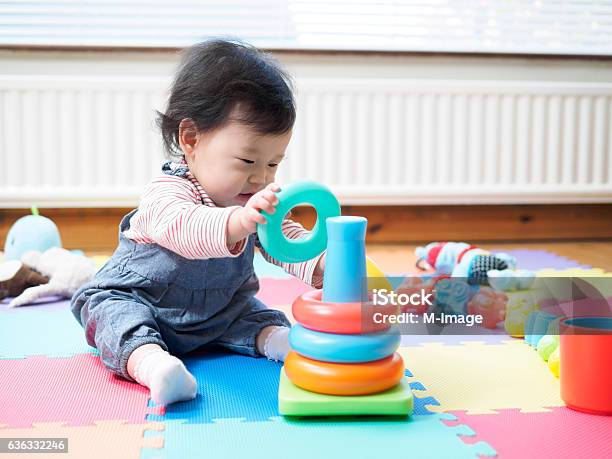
[70, 173, 290, 381]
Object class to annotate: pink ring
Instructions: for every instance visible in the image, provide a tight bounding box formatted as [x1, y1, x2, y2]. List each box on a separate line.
[292, 289, 397, 334]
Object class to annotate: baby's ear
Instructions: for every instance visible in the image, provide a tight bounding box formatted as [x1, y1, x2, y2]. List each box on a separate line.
[178, 119, 199, 153]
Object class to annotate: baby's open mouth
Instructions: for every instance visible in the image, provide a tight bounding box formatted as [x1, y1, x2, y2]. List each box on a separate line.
[236, 193, 255, 203]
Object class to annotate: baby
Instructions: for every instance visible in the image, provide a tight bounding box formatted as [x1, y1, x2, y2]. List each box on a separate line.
[71, 39, 325, 405]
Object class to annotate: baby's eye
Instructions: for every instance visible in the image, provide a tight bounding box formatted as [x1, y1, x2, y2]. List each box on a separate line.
[239, 158, 255, 164]
[268, 163, 278, 168]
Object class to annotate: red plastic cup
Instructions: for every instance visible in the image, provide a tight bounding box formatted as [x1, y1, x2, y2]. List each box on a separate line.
[560, 316, 612, 415]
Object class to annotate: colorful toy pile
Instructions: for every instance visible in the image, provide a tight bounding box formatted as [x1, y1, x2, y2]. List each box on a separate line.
[278, 216, 413, 416]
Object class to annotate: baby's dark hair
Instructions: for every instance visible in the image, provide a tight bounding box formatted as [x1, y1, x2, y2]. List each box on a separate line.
[157, 39, 296, 158]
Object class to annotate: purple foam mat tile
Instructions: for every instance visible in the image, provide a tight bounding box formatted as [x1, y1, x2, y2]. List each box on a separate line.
[0, 296, 69, 312]
[397, 318, 510, 347]
[494, 249, 591, 271]
[400, 333, 513, 346]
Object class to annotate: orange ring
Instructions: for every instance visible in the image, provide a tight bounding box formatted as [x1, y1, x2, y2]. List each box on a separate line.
[284, 351, 405, 396]
[292, 289, 398, 334]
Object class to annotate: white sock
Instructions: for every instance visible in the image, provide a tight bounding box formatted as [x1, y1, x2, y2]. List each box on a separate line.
[263, 326, 291, 362]
[132, 348, 197, 405]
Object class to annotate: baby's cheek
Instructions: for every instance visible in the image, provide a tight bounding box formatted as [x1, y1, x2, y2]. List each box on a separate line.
[266, 170, 279, 184]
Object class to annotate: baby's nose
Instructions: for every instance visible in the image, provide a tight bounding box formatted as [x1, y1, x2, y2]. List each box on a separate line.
[248, 167, 269, 186]
[248, 173, 266, 186]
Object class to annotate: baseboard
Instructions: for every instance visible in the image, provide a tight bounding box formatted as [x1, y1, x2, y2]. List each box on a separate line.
[1, 204, 611, 253]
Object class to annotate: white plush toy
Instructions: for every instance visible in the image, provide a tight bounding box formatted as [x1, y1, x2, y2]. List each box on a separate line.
[8, 247, 97, 307]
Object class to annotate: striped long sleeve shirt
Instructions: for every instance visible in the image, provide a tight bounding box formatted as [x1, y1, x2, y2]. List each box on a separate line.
[123, 167, 324, 288]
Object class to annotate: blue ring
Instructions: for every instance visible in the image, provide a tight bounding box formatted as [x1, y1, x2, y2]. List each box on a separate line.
[289, 324, 400, 363]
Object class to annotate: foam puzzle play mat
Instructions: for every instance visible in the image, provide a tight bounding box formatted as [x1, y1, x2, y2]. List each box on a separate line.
[1, 196, 612, 459]
[2, 243, 611, 459]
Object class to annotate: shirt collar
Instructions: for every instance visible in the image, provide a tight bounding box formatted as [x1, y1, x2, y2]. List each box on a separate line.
[168, 157, 216, 207]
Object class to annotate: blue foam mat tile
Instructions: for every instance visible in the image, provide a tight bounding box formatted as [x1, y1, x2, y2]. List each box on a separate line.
[147, 350, 285, 424]
[405, 368, 441, 415]
[0, 300, 97, 358]
[140, 414, 495, 459]
[147, 351, 443, 425]
[253, 252, 291, 279]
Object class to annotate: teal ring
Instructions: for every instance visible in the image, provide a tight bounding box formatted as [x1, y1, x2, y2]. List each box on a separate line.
[257, 181, 341, 263]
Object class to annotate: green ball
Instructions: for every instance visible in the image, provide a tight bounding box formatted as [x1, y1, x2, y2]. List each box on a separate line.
[537, 335, 559, 361]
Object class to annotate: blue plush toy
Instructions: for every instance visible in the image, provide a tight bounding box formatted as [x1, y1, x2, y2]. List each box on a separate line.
[3, 207, 62, 261]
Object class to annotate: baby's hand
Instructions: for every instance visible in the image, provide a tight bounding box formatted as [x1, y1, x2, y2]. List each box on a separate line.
[240, 183, 280, 232]
[227, 183, 280, 245]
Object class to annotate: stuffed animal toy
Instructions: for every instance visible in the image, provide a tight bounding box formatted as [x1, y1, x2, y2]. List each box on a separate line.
[3, 207, 62, 261]
[7, 247, 97, 307]
[0, 260, 49, 301]
[415, 241, 534, 290]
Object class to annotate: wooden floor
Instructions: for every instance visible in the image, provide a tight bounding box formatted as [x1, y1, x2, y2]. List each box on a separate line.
[363, 241, 612, 273]
[2, 205, 611, 253]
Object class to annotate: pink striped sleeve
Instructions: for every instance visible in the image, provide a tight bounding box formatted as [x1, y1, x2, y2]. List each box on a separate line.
[257, 219, 325, 288]
[123, 176, 247, 259]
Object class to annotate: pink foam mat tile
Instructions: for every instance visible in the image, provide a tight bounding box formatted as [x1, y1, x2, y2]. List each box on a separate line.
[255, 278, 313, 307]
[0, 421, 164, 459]
[443, 408, 612, 459]
[0, 354, 162, 428]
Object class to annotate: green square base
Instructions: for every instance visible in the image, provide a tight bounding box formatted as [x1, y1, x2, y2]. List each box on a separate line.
[278, 368, 413, 417]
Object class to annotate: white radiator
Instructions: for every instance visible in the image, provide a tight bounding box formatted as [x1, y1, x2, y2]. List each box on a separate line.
[1, 75, 611, 207]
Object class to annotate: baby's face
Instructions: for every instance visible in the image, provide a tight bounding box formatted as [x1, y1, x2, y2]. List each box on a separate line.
[185, 121, 291, 208]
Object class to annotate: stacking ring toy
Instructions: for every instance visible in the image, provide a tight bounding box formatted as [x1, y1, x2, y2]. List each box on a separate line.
[284, 351, 405, 396]
[289, 324, 400, 363]
[257, 181, 341, 263]
[292, 289, 398, 334]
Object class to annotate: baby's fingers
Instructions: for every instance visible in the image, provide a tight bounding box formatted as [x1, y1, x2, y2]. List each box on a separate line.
[259, 189, 279, 206]
[251, 193, 277, 215]
[246, 207, 267, 225]
[266, 182, 281, 193]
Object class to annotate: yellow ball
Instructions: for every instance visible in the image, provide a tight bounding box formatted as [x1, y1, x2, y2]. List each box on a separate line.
[504, 314, 526, 338]
[537, 335, 559, 361]
[548, 346, 560, 378]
